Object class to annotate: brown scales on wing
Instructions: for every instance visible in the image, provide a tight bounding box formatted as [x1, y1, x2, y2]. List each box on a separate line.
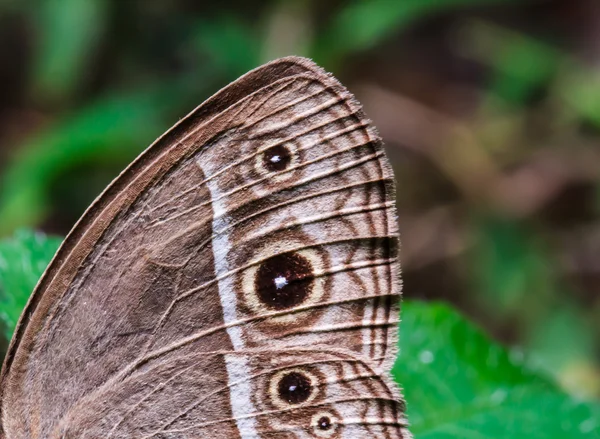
[0, 57, 409, 439]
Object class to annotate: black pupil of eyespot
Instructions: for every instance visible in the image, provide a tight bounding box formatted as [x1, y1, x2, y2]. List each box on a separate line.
[277, 372, 312, 404]
[263, 144, 292, 172]
[318, 416, 332, 430]
[255, 253, 313, 310]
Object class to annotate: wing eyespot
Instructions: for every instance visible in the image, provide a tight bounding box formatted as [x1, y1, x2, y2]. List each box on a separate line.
[277, 371, 312, 404]
[254, 252, 313, 310]
[311, 411, 340, 438]
[268, 368, 319, 409]
[241, 246, 327, 322]
[255, 141, 299, 181]
[262, 144, 294, 172]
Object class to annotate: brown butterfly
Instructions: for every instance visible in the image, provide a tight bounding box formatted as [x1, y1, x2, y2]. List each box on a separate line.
[0, 57, 409, 439]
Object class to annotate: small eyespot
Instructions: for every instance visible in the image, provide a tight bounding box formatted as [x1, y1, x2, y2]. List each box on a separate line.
[254, 252, 313, 310]
[255, 142, 298, 180]
[311, 411, 339, 438]
[318, 416, 332, 430]
[263, 144, 293, 172]
[269, 368, 319, 409]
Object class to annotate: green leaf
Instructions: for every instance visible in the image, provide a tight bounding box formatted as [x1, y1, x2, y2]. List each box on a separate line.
[0, 230, 61, 339]
[461, 20, 560, 106]
[193, 16, 261, 78]
[395, 301, 600, 438]
[561, 68, 600, 127]
[313, 0, 521, 68]
[470, 217, 598, 397]
[471, 217, 555, 314]
[32, 0, 109, 102]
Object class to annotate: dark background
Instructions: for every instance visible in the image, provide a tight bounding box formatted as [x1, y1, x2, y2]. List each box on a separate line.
[0, 0, 598, 400]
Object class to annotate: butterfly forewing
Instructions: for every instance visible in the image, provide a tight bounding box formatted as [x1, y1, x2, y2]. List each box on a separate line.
[0, 57, 409, 439]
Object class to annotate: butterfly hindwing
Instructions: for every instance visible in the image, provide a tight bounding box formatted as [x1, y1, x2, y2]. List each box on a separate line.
[0, 57, 408, 439]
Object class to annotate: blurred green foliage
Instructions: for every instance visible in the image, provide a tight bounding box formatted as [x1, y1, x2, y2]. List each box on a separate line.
[313, 0, 520, 66]
[32, 0, 109, 101]
[0, 0, 599, 435]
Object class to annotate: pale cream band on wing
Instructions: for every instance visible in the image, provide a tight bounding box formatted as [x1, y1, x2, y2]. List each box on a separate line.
[197, 157, 259, 438]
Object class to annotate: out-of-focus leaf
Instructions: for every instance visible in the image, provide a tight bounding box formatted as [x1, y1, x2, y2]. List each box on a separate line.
[193, 16, 261, 78]
[561, 69, 600, 127]
[32, 0, 109, 102]
[395, 301, 600, 437]
[260, 0, 312, 62]
[462, 20, 560, 106]
[464, 19, 600, 130]
[470, 217, 598, 397]
[472, 217, 554, 313]
[313, 0, 522, 68]
[0, 75, 210, 235]
[528, 305, 599, 399]
[0, 229, 61, 339]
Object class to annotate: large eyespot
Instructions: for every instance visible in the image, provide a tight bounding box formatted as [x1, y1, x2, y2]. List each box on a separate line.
[311, 411, 340, 438]
[255, 252, 313, 310]
[255, 142, 299, 181]
[278, 371, 312, 404]
[269, 368, 319, 409]
[241, 246, 326, 322]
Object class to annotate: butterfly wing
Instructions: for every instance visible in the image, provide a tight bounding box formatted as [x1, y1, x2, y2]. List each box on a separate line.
[0, 57, 409, 439]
